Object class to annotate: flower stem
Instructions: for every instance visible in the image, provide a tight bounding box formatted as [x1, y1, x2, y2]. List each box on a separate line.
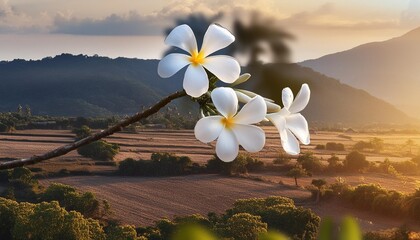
[0, 90, 187, 170]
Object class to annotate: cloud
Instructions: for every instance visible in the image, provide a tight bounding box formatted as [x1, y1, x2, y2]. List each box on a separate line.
[401, 0, 420, 27]
[278, 2, 398, 30]
[51, 11, 166, 36]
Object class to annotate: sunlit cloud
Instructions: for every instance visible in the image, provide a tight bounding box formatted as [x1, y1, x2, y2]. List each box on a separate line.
[51, 11, 165, 36]
[401, 0, 420, 28]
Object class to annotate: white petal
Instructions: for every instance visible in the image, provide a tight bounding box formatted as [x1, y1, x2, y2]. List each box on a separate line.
[194, 116, 224, 143]
[267, 111, 302, 154]
[281, 128, 300, 155]
[201, 24, 235, 57]
[289, 84, 310, 113]
[237, 89, 275, 103]
[235, 90, 252, 103]
[232, 124, 265, 152]
[286, 113, 310, 145]
[202, 55, 240, 84]
[266, 101, 281, 113]
[234, 96, 267, 125]
[165, 24, 198, 53]
[231, 73, 251, 87]
[158, 53, 190, 78]
[183, 65, 209, 98]
[282, 87, 294, 110]
[267, 112, 286, 132]
[211, 87, 238, 118]
[216, 129, 239, 162]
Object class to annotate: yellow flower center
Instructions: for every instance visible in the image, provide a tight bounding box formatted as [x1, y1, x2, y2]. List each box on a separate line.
[221, 117, 235, 129]
[189, 50, 205, 66]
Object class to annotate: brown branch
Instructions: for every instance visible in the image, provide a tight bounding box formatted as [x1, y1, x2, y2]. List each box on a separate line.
[0, 90, 187, 170]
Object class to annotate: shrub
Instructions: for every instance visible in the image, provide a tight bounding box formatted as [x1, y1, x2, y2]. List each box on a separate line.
[77, 140, 119, 161]
[106, 224, 138, 240]
[370, 137, 384, 153]
[0, 198, 106, 240]
[343, 151, 369, 171]
[225, 197, 320, 240]
[273, 152, 292, 164]
[40, 183, 100, 218]
[118, 153, 193, 176]
[353, 141, 373, 151]
[73, 125, 92, 140]
[224, 213, 267, 240]
[206, 154, 264, 175]
[391, 160, 418, 174]
[314, 144, 325, 150]
[326, 155, 343, 171]
[325, 142, 345, 151]
[297, 152, 323, 172]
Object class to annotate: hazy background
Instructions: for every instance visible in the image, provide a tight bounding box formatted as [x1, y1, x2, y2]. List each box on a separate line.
[1, 0, 420, 62]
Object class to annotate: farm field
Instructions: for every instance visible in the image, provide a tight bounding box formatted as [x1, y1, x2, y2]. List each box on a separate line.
[2, 128, 420, 232]
[40, 174, 419, 232]
[1, 127, 419, 166]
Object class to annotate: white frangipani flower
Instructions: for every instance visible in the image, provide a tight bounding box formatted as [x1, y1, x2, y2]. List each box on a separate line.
[158, 24, 241, 98]
[194, 87, 267, 162]
[234, 89, 281, 113]
[266, 84, 311, 155]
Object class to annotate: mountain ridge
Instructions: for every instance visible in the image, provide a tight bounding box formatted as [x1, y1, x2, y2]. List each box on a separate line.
[300, 26, 420, 119]
[0, 54, 414, 124]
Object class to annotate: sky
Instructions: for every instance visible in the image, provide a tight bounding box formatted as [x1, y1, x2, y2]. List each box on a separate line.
[0, 0, 420, 62]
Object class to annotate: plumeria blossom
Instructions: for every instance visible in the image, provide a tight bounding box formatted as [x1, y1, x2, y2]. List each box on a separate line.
[158, 24, 241, 98]
[194, 87, 267, 162]
[266, 84, 311, 155]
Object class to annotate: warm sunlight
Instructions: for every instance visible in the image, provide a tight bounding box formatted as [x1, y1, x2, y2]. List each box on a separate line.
[0, 1, 419, 240]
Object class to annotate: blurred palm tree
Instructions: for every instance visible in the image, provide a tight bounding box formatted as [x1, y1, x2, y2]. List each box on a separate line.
[232, 12, 294, 66]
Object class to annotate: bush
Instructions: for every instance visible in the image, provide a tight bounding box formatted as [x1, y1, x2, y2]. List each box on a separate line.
[273, 152, 292, 165]
[40, 183, 101, 218]
[325, 142, 345, 151]
[343, 151, 369, 171]
[225, 197, 320, 240]
[297, 152, 323, 172]
[118, 153, 194, 176]
[106, 224, 138, 240]
[73, 125, 92, 140]
[206, 154, 264, 175]
[326, 155, 343, 172]
[224, 213, 267, 240]
[77, 140, 119, 161]
[0, 198, 106, 240]
[353, 141, 373, 151]
[314, 144, 325, 150]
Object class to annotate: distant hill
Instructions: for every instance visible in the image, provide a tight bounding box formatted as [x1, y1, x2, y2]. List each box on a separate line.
[0, 54, 183, 116]
[300, 27, 420, 119]
[242, 63, 413, 124]
[0, 54, 413, 124]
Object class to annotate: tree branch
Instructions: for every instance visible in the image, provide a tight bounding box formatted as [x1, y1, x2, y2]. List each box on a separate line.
[0, 90, 187, 170]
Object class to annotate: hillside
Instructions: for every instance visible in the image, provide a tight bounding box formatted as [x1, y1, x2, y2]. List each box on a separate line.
[0, 54, 412, 123]
[0, 54, 183, 116]
[300, 27, 420, 119]
[242, 63, 413, 124]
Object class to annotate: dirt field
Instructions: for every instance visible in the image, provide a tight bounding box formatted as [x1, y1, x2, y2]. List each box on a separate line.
[250, 172, 420, 194]
[1, 128, 419, 166]
[41, 175, 310, 226]
[1, 128, 420, 190]
[40, 175, 419, 232]
[3, 128, 420, 231]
